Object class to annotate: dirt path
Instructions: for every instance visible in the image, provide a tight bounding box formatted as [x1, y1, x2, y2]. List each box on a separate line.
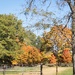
[4, 66, 71, 75]
[43, 66, 70, 75]
[23, 66, 71, 75]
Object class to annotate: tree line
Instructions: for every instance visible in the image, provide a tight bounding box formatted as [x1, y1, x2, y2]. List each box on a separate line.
[0, 14, 72, 66]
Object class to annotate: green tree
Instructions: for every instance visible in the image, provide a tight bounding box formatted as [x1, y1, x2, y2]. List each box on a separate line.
[34, 36, 42, 50]
[0, 14, 25, 65]
[40, 31, 53, 52]
[25, 30, 36, 46]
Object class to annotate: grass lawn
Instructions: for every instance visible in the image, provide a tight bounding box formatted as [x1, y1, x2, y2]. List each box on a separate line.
[0, 65, 40, 75]
[0, 71, 20, 74]
[0, 66, 73, 75]
[58, 67, 73, 75]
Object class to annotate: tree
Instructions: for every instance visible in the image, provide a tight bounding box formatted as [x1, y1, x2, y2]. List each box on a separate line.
[62, 48, 72, 64]
[63, 1, 75, 74]
[25, 30, 37, 46]
[34, 36, 42, 49]
[50, 54, 56, 64]
[40, 31, 53, 52]
[18, 44, 42, 66]
[41, 25, 72, 52]
[23, 0, 75, 74]
[0, 14, 25, 65]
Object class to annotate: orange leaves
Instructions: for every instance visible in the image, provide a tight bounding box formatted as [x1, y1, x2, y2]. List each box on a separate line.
[50, 54, 56, 64]
[62, 48, 72, 63]
[41, 25, 72, 52]
[41, 52, 57, 64]
[51, 25, 72, 46]
[19, 44, 42, 65]
[19, 51, 28, 64]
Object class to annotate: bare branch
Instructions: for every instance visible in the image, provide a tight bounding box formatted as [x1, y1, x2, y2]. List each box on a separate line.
[29, 0, 34, 9]
[46, 1, 51, 11]
[74, 0, 75, 5]
[42, 0, 47, 4]
[62, 12, 72, 30]
[66, 0, 73, 12]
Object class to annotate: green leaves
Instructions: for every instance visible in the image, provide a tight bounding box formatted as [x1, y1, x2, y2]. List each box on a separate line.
[0, 14, 25, 64]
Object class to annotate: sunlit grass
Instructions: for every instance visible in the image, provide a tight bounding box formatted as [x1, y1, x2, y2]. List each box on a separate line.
[58, 67, 73, 75]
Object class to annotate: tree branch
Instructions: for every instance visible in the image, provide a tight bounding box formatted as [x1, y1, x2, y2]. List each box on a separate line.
[29, 0, 34, 9]
[66, 0, 73, 12]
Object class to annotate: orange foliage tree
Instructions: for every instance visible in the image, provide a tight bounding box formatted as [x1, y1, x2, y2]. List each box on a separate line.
[18, 44, 42, 66]
[61, 48, 72, 63]
[49, 54, 56, 64]
[41, 25, 72, 52]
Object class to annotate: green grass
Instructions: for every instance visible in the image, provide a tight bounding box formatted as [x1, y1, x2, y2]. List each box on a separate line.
[58, 67, 73, 75]
[0, 66, 40, 74]
[7, 66, 40, 72]
[0, 66, 73, 75]
[0, 71, 20, 74]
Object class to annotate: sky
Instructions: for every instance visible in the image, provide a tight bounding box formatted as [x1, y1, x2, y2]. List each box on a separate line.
[0, 0, 25, 26]
[0, 0, 22, 14]
[0, 0, 71, 35]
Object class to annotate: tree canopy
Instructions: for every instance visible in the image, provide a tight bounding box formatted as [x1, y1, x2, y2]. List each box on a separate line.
[40, 25, 72, 52]
[0, 14, 27, 64]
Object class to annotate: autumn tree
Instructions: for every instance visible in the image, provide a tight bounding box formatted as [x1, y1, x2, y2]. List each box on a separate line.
[62, 48, 72, 64]
[41, 25, 72, 52]
[17, 44, 42, 66]
[54, 1, 75, 73]
[50, 54, 56, 64]
[40, 31, 53, 52]
[23, 0, 75, 74]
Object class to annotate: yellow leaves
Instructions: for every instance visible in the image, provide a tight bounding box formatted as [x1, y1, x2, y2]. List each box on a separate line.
[41, 51, 56, 64]
[11, 60, 18, 65]
[64, 48, 70, 51]
[19, 52, 28, 64]
[18, 44, 42, 65]
[41, 38, 45, 43]
[29, 59, 33, 63]
[42, 25, 72, 51]
[46, 43, 52, 47]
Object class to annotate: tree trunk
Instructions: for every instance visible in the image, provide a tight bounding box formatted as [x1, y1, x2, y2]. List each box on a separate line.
[66, 1, 75, 75]
[72, 8, 75, 75]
